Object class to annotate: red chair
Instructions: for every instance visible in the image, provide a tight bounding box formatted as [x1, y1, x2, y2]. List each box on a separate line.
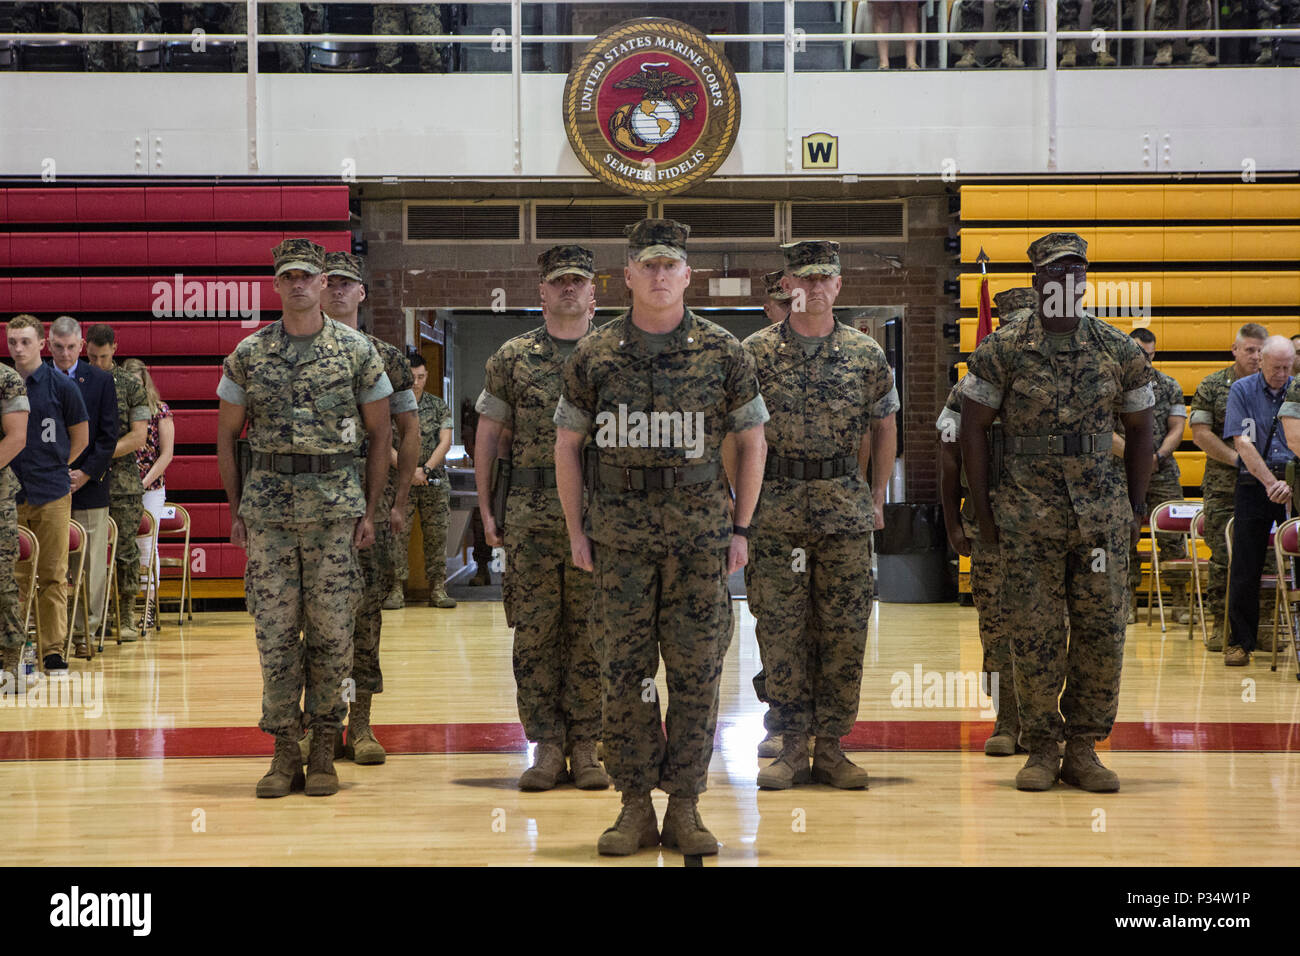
[63, 518, 92, 660]
[1144, 500, 1209, 643]
[156, 504, 193, 626]
[1271, 517, 1300, 679]
[16, 525, 38, 635]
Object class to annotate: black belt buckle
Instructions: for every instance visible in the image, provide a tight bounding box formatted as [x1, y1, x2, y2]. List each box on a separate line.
[662, 467, 679, 490]
[789, 460, 806, 480]
[273, 455, 295, 475]
[622, 468, 642, 492]
[1061, 434, 1082, 456]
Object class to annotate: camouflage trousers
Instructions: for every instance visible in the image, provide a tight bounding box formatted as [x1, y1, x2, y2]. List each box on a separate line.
[395, 477, 449, 590]
[960, 0, 1020, 32]
[1059, 0, 1120, 30]
[1256, 0, 1300, 28]
[1129, 468, 1187, 601]
[82, 2, 154, 71]
[964, 518, 1016, 718]
[0, 497, 22, 652]
[374, 4, 445, 71]
[1202, 485, 1233, 623]
[110, 494, 143, 602]
[593, 545, 731, 797]
[1152, 0, 1214, 31]
[745, 531, 873, 739]
[222, 3, 309, 71]
[505, 525, 601, 744]
[1001, 522, 1129, 747]
[245, 520, 361, 739]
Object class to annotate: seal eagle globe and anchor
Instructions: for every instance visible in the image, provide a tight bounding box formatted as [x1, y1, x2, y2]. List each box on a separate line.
[607, 61, 700, 154]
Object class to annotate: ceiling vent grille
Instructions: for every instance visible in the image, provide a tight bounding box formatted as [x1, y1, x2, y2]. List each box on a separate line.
[405, 203, 523, 243]
[789, 201, 906, 241]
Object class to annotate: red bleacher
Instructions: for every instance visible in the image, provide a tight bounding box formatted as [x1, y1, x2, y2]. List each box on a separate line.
[3, 183, 352, 588]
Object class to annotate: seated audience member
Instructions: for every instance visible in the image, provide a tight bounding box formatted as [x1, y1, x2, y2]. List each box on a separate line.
[125, 358, 174, 629]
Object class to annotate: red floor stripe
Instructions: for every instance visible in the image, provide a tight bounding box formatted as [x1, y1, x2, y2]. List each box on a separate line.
[0, 720, 1297, 761]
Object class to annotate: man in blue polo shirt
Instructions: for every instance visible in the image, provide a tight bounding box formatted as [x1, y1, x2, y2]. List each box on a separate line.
[7, 315, 89, 673]
[1223, 335, 1297, 666]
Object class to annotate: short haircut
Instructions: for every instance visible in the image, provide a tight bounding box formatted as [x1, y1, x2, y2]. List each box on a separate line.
[7, 314, 43, 338]
[49, 315, 81, 339]
[409, 354, 427, 369]
[85, 324, 116, 347]
[1238, 322, 1269, 341]
[1130, 328, 1157, 346]
[1291, 334, 1300, 344]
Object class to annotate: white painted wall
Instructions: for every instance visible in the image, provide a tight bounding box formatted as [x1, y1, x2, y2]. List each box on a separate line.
[1, 69, 1296, 178]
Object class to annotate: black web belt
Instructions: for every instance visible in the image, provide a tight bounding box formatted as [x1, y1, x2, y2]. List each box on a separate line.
[595, 461, 720, 492]
[766, 452, 857, 480]
[252, 452, 355, 474]
[512, 467, 558, 488]
[1005, 432, 1112, 456]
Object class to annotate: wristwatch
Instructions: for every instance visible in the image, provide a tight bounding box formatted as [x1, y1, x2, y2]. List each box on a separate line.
[732, 525, 751, 538]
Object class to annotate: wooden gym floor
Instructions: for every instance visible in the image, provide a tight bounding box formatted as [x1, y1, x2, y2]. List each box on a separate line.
[1, 598, 1298, 867]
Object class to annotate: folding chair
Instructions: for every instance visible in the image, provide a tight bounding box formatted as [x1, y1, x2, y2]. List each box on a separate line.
[156, 503, 193, 626]
[135, 510, 160, 634]
[108, 511, 158, 642]
[17, 525, 38, 635]
[96, 517, 118, 653]
[1223, 517, 1286, 654]
[63, 518, 92, 661]
[1270, 516, 1300, 679]
[1145, 500, 1209, 643]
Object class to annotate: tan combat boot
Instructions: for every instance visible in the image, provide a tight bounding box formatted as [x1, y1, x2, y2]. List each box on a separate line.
[1000, 42, 1025, 67]
[660, 795, 718, 856]
[518, 740, 568, 791]
[118, 595, 140, 642]
[1189, 42, 1218, 65]
[298, 727, 345, 764]
[1256, 44, 1274, 64]
[1014, 742, 1061, 791]
[597, 792, 658, 855]
[955, 42, 978, 68]
[984, 707, 1020, 756]
[1059, 42, 1077, 67]
[256, 738, 306, 798]
[811, 737, 869, 789]
[345, 691, 386, 765]
[430, 588, 457, 608]
[569, 739, 610, 790]
[1153, 43, 1174, 65]
[757, 728, 782, 758]
[381, 585, 404, 610]
[1094, 45, 1116, 66]
[305, 726, 341, 796]
[1060, 738, 1120, 792]
[756, 733, 812, 790]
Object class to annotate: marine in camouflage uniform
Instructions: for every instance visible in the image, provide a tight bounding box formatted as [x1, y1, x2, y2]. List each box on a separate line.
[1057, 0, 1120, 65]
[476, 245, 605, 791]
[0, 365, 30, 683]
[217, 238, 393, 798]
[555, 219, 768, 856]
[222, 2, 310, 71]
[83, 0, 158, 71]
[744, 240, 897, 792]
[954, 0, 1024, 67]
[394, 380, 454, 605]
[107, 362, 151, 640]
[1119, 339, 1188, 617]
[936, 287, 1036, 756]
[1189, 325, 1267, 646]
[1150, 0, 1218, 64]
[1254, 0, 1300, 62]
[374, 2, 444, 72]
[296, 251, 417, 767]
[963, 232, 1154, 793]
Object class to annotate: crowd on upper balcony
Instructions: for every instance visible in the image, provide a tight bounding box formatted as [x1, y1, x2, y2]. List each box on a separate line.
[0, 0, 1296, 71]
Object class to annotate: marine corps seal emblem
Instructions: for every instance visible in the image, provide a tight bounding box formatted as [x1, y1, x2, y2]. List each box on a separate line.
[563, 18, 741, 199]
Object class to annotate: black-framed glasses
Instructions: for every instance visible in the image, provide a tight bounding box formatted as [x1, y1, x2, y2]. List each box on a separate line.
[1041, 261, 1087, 278]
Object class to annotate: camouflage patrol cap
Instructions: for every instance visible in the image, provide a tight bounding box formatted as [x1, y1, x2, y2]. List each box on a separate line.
[762, 270, 792, 302]
[272, 238, 326, 276]
[323, 251, 365, 283]
[625, 219, 689, 262]
[994, 286, 1037, 316]
[782, 239, 841, 277]
[538, 245, 595, 282]
[1027, 232, 1088, 268]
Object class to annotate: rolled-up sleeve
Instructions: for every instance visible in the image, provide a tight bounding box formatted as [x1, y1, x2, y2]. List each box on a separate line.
[1188, 408, 1214, 426]
[727, 393, 769, 433]
[1120, 383, 1155, 414]
[871, 385, 900, 420]
[476, 389, 513, 426]
[359, 372, 394, 406]
[962, 374, 1002, 410]
[2, 395, 30, 415]
[554, 394, 592, 434]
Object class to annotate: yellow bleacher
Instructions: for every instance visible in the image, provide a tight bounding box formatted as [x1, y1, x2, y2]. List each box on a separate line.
[958, 184, 1300, 220]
